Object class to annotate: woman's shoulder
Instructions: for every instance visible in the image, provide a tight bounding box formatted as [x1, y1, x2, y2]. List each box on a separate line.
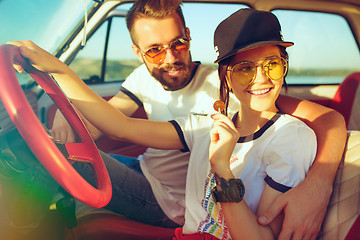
[267, 113, 317, 150]
[277, 113, 313, 132]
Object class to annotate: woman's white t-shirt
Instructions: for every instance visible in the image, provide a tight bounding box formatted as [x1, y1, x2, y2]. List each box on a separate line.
[171, 113, 317, 239]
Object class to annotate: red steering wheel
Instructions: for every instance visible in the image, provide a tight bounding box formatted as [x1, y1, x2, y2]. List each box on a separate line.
[0, 44, 112, 208]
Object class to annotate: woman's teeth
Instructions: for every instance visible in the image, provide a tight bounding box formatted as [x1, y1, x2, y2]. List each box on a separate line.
[249, 88, 271, 95]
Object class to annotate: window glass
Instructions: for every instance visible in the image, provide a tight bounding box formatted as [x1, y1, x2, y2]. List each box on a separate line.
[69, 3, 248, 84]
[69, 3, 135, 83]
[273, 10, 360, 84]
[182, 3, 248, 65]
[69, 21, 107, 83]
[115, 3, 249, 65]
[105, 17, 140, 82]
[0, 0, 96, 86]
[0, 0, 94, 53]
[69, 4, 360, 86]
[69, 16, 139, 83]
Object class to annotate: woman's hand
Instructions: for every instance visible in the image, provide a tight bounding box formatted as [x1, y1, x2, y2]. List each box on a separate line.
[209, 113, 239, 176]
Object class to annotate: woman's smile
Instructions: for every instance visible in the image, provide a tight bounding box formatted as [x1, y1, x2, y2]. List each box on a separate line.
[247, 87, 273, 96]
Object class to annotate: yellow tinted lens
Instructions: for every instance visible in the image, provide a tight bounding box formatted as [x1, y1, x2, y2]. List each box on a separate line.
[265, 57, 286, 80]
[232, 62, 255, 85]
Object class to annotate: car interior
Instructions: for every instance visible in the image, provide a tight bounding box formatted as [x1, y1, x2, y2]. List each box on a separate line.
[0, 0, 359, 239]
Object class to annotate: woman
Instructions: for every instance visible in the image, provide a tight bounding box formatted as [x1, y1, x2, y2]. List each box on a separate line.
[172, 9, 316, 239]
[10, 9, 316, 240]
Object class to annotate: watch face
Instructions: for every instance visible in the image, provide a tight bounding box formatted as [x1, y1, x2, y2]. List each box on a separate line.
[219, 177, 229, 190]
[212, 178, 245, 203]
[228, 180, 242, 201]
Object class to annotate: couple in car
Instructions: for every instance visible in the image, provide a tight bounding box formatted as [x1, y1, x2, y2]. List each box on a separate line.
[9, 0, 346, 239]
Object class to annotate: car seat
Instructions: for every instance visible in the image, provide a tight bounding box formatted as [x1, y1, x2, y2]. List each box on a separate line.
[64, 212, 175, 240]
[64, 131, 360, 240]
[318, 131, 360, 239]
[329, 72, 360, 130]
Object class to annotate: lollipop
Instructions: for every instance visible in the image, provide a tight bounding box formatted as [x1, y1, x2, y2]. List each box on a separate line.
[213, 100, 225, 113]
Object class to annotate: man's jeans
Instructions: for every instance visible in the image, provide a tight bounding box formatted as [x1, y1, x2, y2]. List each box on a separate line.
[73, 151, 180, 228]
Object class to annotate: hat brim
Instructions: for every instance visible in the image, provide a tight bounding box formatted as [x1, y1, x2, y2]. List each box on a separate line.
[214, 41, 294, 63]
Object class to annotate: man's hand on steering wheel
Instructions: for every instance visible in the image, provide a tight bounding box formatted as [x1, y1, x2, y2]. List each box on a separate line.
[52, 110, 78, 144]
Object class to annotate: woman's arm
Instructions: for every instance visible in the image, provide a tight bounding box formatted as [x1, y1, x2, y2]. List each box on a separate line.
[209, 114, 279, 240]
[10, 40, 183, 150]
[209, 112, 319, 240]
[51, 91, 139, 143]
[220, 185, 279, 240]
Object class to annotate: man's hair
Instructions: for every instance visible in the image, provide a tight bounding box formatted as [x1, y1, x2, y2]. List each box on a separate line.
[126, 0, 186, 43]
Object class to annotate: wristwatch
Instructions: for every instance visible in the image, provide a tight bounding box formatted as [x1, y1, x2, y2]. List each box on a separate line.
[211, 174, 245, 203]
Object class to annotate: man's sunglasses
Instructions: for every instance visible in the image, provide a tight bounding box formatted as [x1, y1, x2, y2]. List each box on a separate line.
[227, 56, 288, 86]
[137, 38, 190, 64]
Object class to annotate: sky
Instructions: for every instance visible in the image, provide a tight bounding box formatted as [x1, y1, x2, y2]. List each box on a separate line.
[182, 4, 360, 69]
[0, 0, 87, 52]
[1, 0, 359, 70]
[115, 2, 360, 69]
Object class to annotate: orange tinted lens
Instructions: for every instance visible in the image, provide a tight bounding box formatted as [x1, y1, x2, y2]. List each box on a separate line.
[144, 38, 189, 64]
[145, 52, 165, 63]
[171, 39, 189, 54]
[144, 47, 166, 63]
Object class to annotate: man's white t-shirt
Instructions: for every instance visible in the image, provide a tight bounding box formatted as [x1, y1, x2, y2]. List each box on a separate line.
[121, 63, 239, 224]
[171, 113, 316, 239]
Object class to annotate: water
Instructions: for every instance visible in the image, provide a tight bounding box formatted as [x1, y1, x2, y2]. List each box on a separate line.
[286, 76, 344, 85]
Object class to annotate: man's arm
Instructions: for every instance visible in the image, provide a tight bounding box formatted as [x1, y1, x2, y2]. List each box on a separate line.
[107, 90, 140, 117]
[258, 94, 347, 240]
[51, 90, 139, 143]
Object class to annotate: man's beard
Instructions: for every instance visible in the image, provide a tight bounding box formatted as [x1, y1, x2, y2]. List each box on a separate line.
[150, 61, 193, 91]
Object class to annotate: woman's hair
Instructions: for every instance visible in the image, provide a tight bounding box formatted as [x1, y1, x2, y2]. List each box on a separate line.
[218, 46, 289, 116]
[126, 0, 186, 43]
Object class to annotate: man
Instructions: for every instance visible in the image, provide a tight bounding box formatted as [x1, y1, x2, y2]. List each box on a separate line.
[51, 0, 346, 238]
